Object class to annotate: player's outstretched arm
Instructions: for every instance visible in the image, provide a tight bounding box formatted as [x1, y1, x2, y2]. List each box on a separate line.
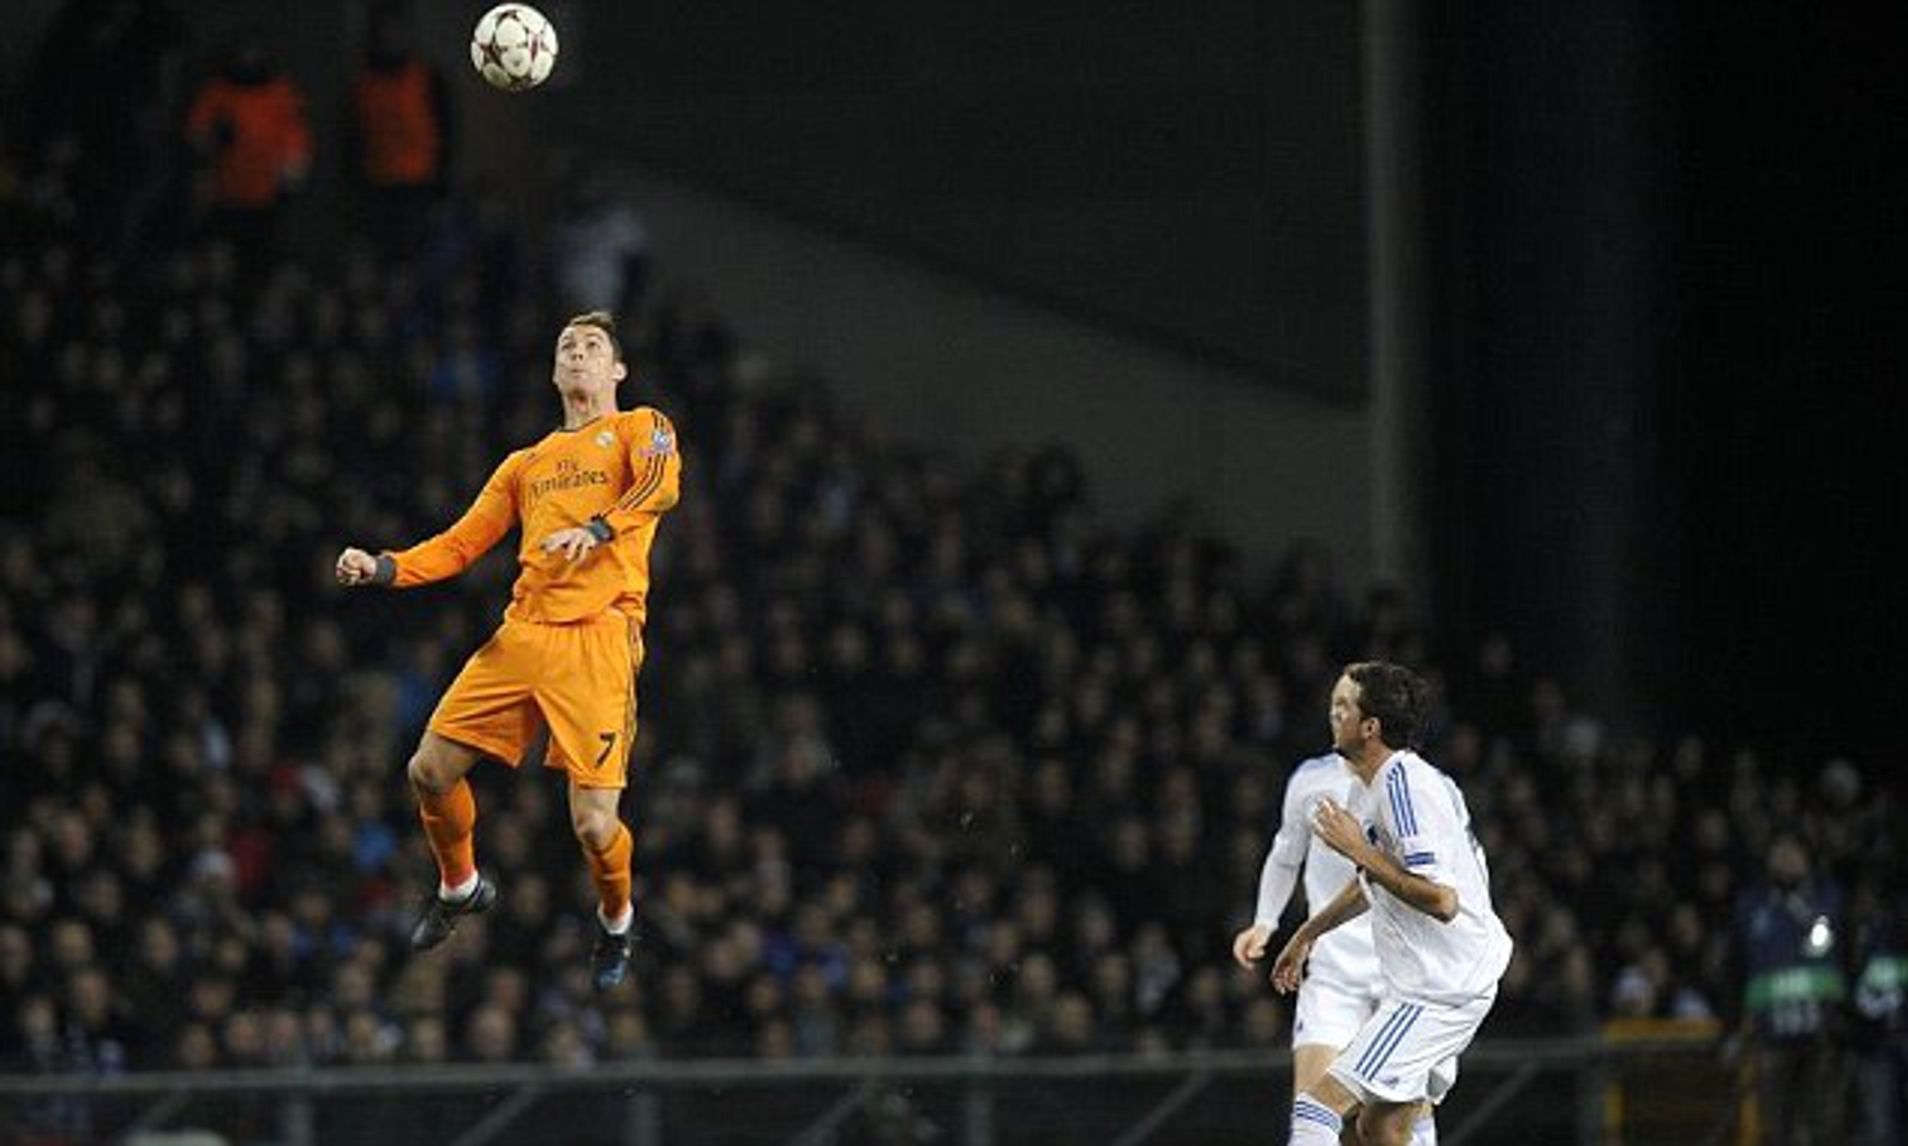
[365, 455, 523, 589]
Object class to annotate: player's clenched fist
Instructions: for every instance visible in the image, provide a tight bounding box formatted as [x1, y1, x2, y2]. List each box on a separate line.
[336, 547, 380, 586]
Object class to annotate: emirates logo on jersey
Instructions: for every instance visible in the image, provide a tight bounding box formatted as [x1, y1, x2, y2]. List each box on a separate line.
[527, 457, 610, 503]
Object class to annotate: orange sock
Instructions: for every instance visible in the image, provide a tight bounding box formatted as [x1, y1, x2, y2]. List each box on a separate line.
[417, 779, 477, 888]
[584, 822, 634, 925]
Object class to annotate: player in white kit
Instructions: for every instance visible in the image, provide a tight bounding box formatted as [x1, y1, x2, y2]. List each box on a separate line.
[1233, 753, 1435, 1145]
[1271, 662, 1513, 1146]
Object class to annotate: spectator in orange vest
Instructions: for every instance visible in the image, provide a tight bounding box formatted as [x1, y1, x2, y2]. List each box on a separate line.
[348, 9, 453, 259]
[183, 34, 312, 254]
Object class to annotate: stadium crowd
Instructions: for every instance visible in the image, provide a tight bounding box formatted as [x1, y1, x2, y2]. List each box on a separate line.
[2, 7, 1904, 1144]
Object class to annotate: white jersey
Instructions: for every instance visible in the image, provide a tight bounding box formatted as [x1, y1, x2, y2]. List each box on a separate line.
[1255, 754, 1380, 990]
[1351, 750, 1513, 1005]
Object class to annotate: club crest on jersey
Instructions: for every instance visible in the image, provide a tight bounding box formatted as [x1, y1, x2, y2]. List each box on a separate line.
[642, 427, 676, 457]
[596, 430, 615, 448]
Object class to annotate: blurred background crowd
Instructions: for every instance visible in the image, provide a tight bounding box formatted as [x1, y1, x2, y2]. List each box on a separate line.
[2, 3, 1904, 1144]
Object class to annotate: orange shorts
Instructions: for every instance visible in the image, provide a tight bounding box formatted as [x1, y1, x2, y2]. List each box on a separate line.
[427, 613, 645, 789]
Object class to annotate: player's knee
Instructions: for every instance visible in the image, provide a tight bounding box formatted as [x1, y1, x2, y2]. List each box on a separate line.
[408, 750, 454, 796]
[1355, 1106, 1411, 1146]
[570, 805, 617, 850]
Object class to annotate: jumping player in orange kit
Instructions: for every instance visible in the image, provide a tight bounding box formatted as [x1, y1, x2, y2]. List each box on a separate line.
[335, 310, 679, 991]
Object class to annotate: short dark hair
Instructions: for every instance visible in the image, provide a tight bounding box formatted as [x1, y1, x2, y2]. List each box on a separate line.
[564, 310, 623, 362]
[1345, 661, 1431, 750]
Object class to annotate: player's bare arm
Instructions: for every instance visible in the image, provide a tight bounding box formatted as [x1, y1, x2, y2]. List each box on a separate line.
[1313, 797, 1459, 923]
[1271, 877, 1369, 993]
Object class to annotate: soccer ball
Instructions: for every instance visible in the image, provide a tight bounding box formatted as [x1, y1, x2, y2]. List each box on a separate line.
[470, 4, 558, 92]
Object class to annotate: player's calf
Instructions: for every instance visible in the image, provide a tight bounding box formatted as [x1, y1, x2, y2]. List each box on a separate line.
[1334, 1102, 1436, 1144]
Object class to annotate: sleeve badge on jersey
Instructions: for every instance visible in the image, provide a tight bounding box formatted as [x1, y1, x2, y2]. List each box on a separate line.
[642, 426, 677, 457]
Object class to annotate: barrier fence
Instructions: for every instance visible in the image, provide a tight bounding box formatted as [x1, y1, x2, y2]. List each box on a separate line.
[0, 1032, 1741, 1146]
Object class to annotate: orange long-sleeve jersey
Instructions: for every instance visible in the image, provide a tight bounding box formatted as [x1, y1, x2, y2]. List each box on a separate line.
[384, 408, 680, 624]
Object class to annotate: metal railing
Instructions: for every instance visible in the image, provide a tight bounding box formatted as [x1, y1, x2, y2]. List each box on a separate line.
[0, 1036, 1737, 1146]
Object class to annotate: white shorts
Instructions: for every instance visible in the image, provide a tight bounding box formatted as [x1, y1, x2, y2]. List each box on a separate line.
[1328, 990, 1496, 1106]
[1293, 974, 1384, 1051]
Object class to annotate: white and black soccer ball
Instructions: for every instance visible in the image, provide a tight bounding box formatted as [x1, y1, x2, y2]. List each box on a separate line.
[470, 4, 558, 92]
